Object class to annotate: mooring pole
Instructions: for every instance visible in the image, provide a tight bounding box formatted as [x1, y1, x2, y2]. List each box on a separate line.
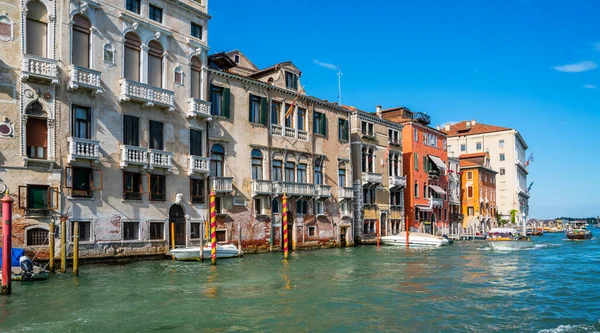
[238, 220, 242, 257]
[1, 192, 14, 295]
[60, 218, 66, 273]
[283, 194, 289, 260]
[49, 221, 55, 273]
[73, 221, 79, 276]
[210, 189, 217, 266]
[376, 219, 380, 247]
[406, 215, 410, 248]
[199, 219, 204, 262]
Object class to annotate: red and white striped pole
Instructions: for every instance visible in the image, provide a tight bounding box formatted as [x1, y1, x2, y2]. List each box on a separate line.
[283, 194, 289, 260]
[210, 189, 217, 266]
[2, 192, 13, 295]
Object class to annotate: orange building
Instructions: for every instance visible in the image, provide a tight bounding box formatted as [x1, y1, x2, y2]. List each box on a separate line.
[382, 107, 448, 234]
[459, 153, 497, 231]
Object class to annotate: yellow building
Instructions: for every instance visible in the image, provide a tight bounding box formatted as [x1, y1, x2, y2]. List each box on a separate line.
[460, 153, 498, 230]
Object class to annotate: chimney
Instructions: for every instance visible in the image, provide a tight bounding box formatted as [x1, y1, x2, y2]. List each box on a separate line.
[466, 121, 471, 129]
[436, 125, 441, 131]
[444, 123, 450, 131]
[376, 105, 382, 118]
[471, 119, 476, 125]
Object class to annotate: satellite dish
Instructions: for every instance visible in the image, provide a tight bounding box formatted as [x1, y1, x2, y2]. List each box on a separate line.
[0, 182, 6, 195]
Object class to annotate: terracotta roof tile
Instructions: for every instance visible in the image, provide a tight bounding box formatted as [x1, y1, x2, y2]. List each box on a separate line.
[460, 160, 481, 168]
[459, 152, 487, 158]
[442, 121, 511, 137]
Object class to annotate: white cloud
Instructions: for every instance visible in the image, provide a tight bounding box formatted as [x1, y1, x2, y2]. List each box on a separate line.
[313, 59, 338, 71]
[583, 84, 597, 89]
[552, 61, 597, 73]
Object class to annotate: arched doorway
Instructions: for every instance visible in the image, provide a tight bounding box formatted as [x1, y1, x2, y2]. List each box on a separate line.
[169, 204, 186, 248]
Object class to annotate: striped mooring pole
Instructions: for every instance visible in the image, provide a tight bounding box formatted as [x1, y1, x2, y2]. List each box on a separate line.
[2, 192, 13, 295]
[283, 193, 288, 260]
[210, 188, 217, 265]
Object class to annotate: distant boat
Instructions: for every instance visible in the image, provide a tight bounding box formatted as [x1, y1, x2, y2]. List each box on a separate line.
[565, 221, 592, 240]
[380, 232, 450, 247]
[487, 227, 533, 250]
[169, 244, 242, 261]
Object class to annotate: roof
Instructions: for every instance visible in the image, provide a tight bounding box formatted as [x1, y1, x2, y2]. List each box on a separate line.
[459, 152, 487, 159]
[442, 120, 511, 137]
[459, 160, 480, 168]
[248, 61, 301, 78]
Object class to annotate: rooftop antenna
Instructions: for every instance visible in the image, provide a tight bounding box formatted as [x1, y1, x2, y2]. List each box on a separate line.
[337, 65, 342, 106]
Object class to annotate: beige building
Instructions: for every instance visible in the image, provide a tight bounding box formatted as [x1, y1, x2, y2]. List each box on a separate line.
[206, 51, 354, 250]
[0, 0, 212, 258]
[348, 106, 406, 243]
[442, 120, 530, 225]
[447, 156, 462, 233]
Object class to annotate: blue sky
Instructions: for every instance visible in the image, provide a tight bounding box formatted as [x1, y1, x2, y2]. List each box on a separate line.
[207, 0, 600, 219]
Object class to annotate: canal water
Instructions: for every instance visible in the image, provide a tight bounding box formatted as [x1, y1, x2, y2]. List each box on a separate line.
[2, 233, 600, 332]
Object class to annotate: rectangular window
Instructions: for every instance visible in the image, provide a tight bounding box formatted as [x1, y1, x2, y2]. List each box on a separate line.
[361, 121, 374, 137]
[123, 115, 139, 146]
[19, 185, 58, 215]
[123, 172, 142, 200]
[467, 206, 474, 216]
[500, 168, 505, 175]
[414, 128, 418, 142]
[476, 142, 482, 150]
[215, 197, 223, 214]
[71, 221, 91, 242]
[316, 201, 324, 215]
[272, 160, 283, 182]
[338, 118, 349, 141]
[297, 163, 307, 183]
[126, 0, 140, 14]
[284, 103, 294, 128]
[190, 223, 201, 239]
[423, 156, 428, 172]
[313, 112, 326, 135]
[285, 162, 295, 182]
[249, 94, 262, 124]
[149, 222, 164, 240]
[443, 139, 447, 150]
[414, 153, 418, 170]
[149, 120, 164, 150]
[500, 153, 505, 161]
[216, 230, 226, 242]
[191, 22, 202, 39]
[285, 71, 298, 90]
[297, 108, 306, 131]
[190, 129, 202, 156]
[254, 198, 263, 215]
[123, 221, 139, 240]
[271, 101, 281, 125]
[149, 4, 162, 23]
[467, 171, 473, 180]
[190, 178, 205, 204]
[149, 174, 166, 201]
[460, 144, 466, 152]
[414, 182, 419, 198]
[363, 188, 375, 204]
[26, 228, 48, 246]
[66, 167, 102, 198]
[308, 226, 316, 237]
[210, 85, 230, 117]
[252, 154, 263, 180]
[296, 199, 308, 214]
[467, 186, 473, 198]
[499, 139, 504, 148]
[390, 190, 402, 206]
[338, 167, 346, 187]
[72, 105, 91, 139]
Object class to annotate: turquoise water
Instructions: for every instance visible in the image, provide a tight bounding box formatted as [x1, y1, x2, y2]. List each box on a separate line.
[1, 233, 600, 332]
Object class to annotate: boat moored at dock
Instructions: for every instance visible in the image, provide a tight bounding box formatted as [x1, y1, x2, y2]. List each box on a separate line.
[169, 244, 243, 261]
[380, 233, 450, 247]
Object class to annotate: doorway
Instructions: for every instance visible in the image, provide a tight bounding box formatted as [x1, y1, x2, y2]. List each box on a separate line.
[339, 227, 347, 247]
[169, 204, 186, 247]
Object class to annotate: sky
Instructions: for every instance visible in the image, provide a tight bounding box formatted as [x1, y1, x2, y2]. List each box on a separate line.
[206, 0, 600, 219]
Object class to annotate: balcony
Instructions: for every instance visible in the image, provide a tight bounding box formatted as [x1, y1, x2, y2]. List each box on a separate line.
[188, 155, 210, 175]
[338, 187, 354, 199]
[390, 206, 403, 219]
[148, 149, 173, 171]
[270, 124, 282, 136]
[67, 65, 103, 95]
[429, 197, 443, 208]
[252, 180, 273, 197]
[388, 138, 401, 147]
[188, 98, 212, 119]
[515, 159, 529, 174]
[273, 182, 314, 197]
[68, 137, 100, 163]
[120, 145, 148, 169]
[361, 130, 376, 141]
[270, 124, 309, 141]
[517, 186, 530, 198]
[119, 79, 175, 112]
[389, 175, 407, 188]
[362, 172, 382, 185]
[212, 177, 233, 193]
[21, 54, 58, 84]
[315, 184, 331, 198]
[363, 205, 378, 219]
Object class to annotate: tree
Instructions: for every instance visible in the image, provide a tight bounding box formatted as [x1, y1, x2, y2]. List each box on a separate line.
[510, 209, 518, 224]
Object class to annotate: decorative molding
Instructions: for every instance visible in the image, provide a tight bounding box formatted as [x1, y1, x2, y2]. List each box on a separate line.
[0, 14, 15, 42]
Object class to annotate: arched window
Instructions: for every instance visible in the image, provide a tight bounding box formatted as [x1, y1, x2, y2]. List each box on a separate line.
[314, 158, 323, 185]
[338, 162, 346, 187]
[272, 199, 280, 214]
[26, 0, 48, 57]
[25, 102, 47, 159]
[174, 66, 183, 85]
[103, 44, 115, 65]
[210, 144, 224, 177]
[251, 149, 263, 180]
[72, 14, 91, 68]
[123, 32, 141, 81]
[26, 227, 49, 246]
[148, 40, 164, 88]
[190, 56, 202, 99]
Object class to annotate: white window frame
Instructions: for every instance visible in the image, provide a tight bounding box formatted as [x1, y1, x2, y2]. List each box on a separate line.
[316, 201, 325, 216]
[122, 220, 141, 241]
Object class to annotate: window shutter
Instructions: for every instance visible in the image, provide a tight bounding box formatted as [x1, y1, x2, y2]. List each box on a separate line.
[18, 186, 27, 209]
[260, 97, 268, 125]
[91, 169, 103, 191]
[313, 112, 318, 134]
[248, 94, 253, 122]
[222, 87, 230, 118]
[320, 114, 327, 135]
[343, 119, 349, 140]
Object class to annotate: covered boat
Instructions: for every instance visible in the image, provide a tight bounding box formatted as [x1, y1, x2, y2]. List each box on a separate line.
[380, 232, 450, 247]
[169, 244, 242, 261]
[565, 221, 592, 240]
[487, 228, 533, 250]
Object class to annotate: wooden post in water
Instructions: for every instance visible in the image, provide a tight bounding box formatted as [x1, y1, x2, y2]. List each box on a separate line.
[60, 218, 66, 273]
[376, 219, 380, 247]
[73, 221, 79, 276]
[405, 215, 409, 248]
[49, 221, 55, 273]
[1, 192, 13, 295]
[199, 219, 204, 262]
[210, 189, 217, 265]
[283, 194, 289, 260]
[238, 219, 242, 257]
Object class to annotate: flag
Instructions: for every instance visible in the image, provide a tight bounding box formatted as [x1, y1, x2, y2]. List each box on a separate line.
[525, 152, 534, 166]
[384, 145, 390, 161]
[527, 181, 534, 192]
[284, 86, 306, 119]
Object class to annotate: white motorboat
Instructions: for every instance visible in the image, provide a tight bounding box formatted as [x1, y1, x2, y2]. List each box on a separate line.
[169, 243, 242, 261]
[487, 227, 533, 250]
[380, 232, 450, 247]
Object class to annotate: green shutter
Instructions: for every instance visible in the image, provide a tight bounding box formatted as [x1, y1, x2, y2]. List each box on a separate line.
[313, 112, 318, 134]
[343, 119, 349, 140]
[320, 113, 327, 135]
[222, 87, 230, 118]
[260, 97, 268, 125]
[248, 94, 254, 122]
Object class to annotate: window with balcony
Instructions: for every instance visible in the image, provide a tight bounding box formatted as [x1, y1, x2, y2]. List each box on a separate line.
[285, 71, 298, 90]
[388, 129, 399, 145]
[26, 1, 48, 57]
[210, 84, 230, 117]
[362, 148, 374, 173]
[190, 178, 205, 204]
[72, 105, 91, 139]
[284, 103, 294, 127]
[149, 4, 163, 23]
[126, 0, 141, 14]
[251, 149, 263, 180]
[271, 101, 281, 125]
[191, 22, 202, 39]
[296, 199, 308, 215]
[297, 107, 307, 131]
[476, 142, 482, 150]
[361, 121, 374, 137]
[65, 166, 102, 198]
[338, 118, 349, 141]
[338, 162, 346, 187]
[124, 32, 141, 81]
[123, 172, 142, 200]
[18, 185, 58, 216]
[210, 144, 224, 177]
[123, 115, 139, 146]
[72, 15, 91, 68]
[285, 162, 295, 182]
[149, 120, 164, 150]
[272, 160, 282, 182]
[297, 163, 307, 183]
[314, 159, 323, 185]
[149, 174, 166, 201]
[71, 221, 92, 242]
[390, 189, 402, 206]
[363, 188, 375, 204]
[249, 94, 267, 125]
[190, 129, 202, 156]
[148, 40, 164, 88]
[26, 228, 49, 246]
[313, 111, 326, 135]
[191, 56, 202, 99]
[25, 102, 48, 160]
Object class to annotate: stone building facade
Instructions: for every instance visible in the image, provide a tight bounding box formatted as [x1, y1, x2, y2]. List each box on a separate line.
[459, 152, 498, 231]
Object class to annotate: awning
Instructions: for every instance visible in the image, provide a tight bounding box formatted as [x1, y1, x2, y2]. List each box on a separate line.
[429, 185, 446, 195]
[415, 205, 433, 212]
[428, 155, 447, 170]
